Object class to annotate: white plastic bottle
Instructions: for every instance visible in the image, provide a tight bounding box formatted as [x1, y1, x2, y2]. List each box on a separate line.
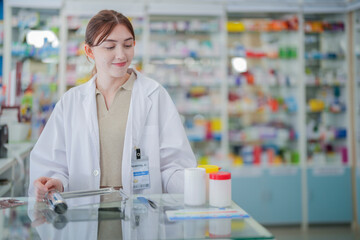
[184, 168, 206, 206]
[209, 172, 232, 207]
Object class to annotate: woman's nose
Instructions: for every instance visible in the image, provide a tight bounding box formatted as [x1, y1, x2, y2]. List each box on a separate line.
[115, 46, 125, 59]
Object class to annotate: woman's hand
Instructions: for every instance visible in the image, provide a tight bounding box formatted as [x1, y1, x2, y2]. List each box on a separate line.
[33, 177, 64, 202]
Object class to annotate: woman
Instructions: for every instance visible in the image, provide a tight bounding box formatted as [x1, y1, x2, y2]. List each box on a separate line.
[29, 10, 196, 201]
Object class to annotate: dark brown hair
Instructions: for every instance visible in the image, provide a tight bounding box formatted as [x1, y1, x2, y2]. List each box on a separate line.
[85, 10, 135, 76]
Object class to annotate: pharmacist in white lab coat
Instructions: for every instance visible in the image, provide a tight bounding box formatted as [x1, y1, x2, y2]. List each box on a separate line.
[28, 10, 196, 201]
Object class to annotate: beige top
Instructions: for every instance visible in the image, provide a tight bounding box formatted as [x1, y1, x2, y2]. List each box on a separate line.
[96, 71, 136, 188]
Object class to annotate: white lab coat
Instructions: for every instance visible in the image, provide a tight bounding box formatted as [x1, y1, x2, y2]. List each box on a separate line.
[28, 69, 196, 196]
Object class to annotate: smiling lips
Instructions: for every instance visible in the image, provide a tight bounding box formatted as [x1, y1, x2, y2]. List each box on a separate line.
[113, 62, 126, 67]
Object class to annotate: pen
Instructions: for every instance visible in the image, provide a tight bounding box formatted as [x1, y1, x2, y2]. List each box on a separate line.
[147, 198, 157, 209]
[137, 197, 157, 209]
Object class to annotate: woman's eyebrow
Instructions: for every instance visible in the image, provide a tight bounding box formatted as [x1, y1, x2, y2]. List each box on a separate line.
[103, 37, 134, 43]
[103, 39, 117, 43]
[124, 37, 134, 42]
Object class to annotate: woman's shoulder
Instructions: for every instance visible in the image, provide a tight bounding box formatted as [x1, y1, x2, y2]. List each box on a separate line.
[63, 77, 95, 98]
[135, 70, 169, 95]
[135, 71, 162, 94]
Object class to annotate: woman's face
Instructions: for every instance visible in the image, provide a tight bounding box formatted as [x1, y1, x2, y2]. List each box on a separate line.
[89, 24, 135, 80]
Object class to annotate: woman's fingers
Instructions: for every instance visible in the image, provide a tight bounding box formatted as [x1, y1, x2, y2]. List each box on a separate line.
[34, 177, 52, 201]
[45, 179, 63, 192]
[34, 178, 48, 201]
[34, 177, 64, 201]
[34, 177, 49, 192]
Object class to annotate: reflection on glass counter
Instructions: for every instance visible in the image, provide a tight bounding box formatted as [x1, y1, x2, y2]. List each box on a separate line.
[0, 192, 274, 239]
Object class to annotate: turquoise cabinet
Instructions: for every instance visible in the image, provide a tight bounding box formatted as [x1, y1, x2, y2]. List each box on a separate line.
[307, 167, 352, 223]
[357, 170, 360, 223]
[232, 167, 302, 225]
[261, 168, 302, 224]
[232, 171, 266, 221]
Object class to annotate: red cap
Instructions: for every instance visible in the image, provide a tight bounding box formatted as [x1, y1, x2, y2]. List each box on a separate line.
[209, 171, 231, 180]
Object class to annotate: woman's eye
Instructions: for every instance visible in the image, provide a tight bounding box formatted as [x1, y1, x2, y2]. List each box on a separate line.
[105, 46, 115, 50]
[124, 45, 132, 48]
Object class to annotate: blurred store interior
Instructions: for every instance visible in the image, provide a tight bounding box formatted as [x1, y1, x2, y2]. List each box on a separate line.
[1, 0, 360, 239]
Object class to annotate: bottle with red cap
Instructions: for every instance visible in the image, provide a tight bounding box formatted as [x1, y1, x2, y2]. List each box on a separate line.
[209, 171, 232, 207]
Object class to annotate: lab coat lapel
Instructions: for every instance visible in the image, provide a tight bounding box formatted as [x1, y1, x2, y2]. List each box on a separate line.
[122, 71, 153, 194]
[82, 76, 100, 163]
[132, 79, 152, 147]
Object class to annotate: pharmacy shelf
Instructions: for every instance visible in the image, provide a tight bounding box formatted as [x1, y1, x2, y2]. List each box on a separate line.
[353, 9, 360, 225]
[0, 158, 15, 197]
[3, 4, 61, 140]
[304, 14, 350, 168]
[146, 13, 225, 161]
[0, 183, 12, 197]
[0, 143, 34, 197]
[226, 15, 301, 171]
[0, 158, 16, 176]
[304, 13, 353, 226]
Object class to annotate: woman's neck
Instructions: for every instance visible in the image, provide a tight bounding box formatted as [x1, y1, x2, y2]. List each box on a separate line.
[95, 72, 131, 109]
[96, 72, 130, 95]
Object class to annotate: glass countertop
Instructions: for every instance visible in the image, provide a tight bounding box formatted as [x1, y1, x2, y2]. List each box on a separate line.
[0, 192, 274, 240]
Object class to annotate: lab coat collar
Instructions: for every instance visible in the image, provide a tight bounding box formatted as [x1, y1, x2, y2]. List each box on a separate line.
[79, 69, 159, 98]
[130, 69, 159, 146]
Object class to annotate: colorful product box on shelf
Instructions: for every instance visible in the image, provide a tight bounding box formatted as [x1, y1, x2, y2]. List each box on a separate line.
[185, 117, 222, 142]
[227, 17, 298, 33]
[305, 21, 345, 33]
[12, 42, 59, 59]
[150, 39, 219, 58]
[229, 145, 299, 167]
[305, 51, 343, 60]
[310, 146, 348, 166]
[308, 99, 325, 112]
[12, 10, 40, 28]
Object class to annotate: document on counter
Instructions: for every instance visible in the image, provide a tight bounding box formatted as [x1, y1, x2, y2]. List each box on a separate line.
[166, 207, 250, 221]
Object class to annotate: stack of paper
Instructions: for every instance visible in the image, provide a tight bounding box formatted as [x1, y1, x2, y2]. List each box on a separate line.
[166, 208, 249, 221]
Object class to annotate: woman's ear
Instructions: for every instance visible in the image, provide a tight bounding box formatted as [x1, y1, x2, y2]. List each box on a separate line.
[84, 44, 94, 59]
[134, 40, 136, 47]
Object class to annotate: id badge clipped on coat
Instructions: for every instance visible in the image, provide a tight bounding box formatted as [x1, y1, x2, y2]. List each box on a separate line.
[131, 148, 150, 191]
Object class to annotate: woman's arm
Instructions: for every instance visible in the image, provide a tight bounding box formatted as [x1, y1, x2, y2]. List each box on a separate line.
[158, 88, 197, 193]
[28, 99, 68, 197]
